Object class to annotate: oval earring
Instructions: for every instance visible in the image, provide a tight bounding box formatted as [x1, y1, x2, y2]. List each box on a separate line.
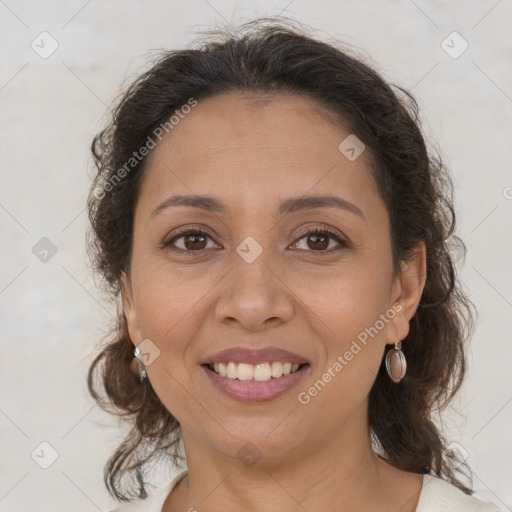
[385, 340, 407, 383]
[134, 347, 147, 383]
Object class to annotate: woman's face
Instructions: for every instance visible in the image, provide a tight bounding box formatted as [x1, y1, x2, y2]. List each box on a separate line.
[122, 92, 425, 464]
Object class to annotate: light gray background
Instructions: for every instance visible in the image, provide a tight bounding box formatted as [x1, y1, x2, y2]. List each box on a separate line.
[1, 1, 511, 510]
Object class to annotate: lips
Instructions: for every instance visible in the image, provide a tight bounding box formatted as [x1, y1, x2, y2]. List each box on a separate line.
[200, 347, 311, 402]
[201, 346, 309, 366]
[202, 362, 311, 402]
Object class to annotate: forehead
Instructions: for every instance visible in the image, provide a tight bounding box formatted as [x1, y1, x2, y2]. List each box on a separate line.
[137, 92, 385, 222]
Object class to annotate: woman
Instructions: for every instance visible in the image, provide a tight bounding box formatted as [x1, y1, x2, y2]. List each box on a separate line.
[87, 17, 503, 512]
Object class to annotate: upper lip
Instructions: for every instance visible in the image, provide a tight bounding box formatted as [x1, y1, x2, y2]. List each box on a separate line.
[201, 347, 309, 365]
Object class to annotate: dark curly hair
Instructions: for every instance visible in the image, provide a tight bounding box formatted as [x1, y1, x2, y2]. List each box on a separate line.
[87, 17, 475, 502]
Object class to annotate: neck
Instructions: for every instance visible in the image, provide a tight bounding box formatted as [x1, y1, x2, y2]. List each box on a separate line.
[164, 406, 422, 512]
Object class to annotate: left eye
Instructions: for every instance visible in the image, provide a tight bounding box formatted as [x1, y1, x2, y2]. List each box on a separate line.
[291, 227, 347, 252]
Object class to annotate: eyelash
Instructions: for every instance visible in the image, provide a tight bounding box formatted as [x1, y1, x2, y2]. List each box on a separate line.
[162, 225, 349, 254]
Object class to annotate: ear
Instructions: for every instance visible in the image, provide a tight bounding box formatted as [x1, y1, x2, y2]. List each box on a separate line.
[120, 270, 143, 345]
[386, 241, 427, 345]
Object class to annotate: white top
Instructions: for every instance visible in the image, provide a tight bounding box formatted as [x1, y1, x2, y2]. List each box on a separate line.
[108, 469, 503, 512]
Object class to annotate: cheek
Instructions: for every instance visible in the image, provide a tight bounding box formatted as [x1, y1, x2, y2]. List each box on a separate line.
[132, 253, 212, 328]
[130, 261, 211, 422]
[296, 285, 390, 418]
[285, 252, 392, 336]
[290, 259, 393, 395]
[130, 257, 225, 373]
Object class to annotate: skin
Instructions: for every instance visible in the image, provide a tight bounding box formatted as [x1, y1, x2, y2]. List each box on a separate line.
[121, 92, 427, 512]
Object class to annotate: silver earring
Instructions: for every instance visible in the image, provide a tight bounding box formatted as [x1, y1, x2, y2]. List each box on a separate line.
[134, 347, 147, 383]
[385, 340, 407, 383]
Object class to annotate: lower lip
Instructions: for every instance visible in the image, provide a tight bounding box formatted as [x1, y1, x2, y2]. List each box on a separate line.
[202, 364, 310, 402]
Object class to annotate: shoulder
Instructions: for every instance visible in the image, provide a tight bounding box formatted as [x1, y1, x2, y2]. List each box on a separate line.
[417, 474, 503, 512]
[106, 470, 504, 512]
[106, 469, 188, 512]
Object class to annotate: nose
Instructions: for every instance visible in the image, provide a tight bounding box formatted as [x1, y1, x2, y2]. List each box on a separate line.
[214, 251, 294, 332]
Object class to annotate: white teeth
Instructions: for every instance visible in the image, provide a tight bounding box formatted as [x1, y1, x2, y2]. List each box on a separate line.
[209, 361, 303, 381]
[237, 363, 254, 381]
[227, 361, 237, 379]
[271, 361, 283, 377]
[254, 363, 271, 381]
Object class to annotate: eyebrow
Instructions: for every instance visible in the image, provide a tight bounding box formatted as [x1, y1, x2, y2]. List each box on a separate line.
[150, 194, 365, 220]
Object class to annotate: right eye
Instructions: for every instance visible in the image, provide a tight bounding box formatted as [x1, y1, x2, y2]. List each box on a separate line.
[163, 229, 219, 253]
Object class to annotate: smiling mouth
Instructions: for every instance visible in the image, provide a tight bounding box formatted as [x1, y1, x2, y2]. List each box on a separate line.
[203, 361, 309, 382]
